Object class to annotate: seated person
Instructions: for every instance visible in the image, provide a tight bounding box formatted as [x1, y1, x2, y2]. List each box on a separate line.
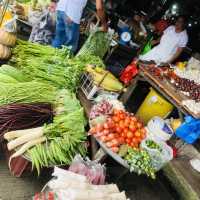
[139, 15, 188, 64]
[127, 12, 147, 45]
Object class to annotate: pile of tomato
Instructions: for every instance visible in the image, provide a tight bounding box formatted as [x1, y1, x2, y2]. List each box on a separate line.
[89, 109, 147, 153]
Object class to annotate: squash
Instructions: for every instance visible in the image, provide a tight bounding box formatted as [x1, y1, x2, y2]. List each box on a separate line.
[0, 29, 17, 47]
[0, 44, 11, 60]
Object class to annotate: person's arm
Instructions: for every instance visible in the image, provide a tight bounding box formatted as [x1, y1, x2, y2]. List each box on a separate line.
[96, 0, 108, 31]
[168, 47, 184, 63]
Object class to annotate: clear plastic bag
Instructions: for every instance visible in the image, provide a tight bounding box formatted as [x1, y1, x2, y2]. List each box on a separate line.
[68, 155, 106, 185]
[141, 139, 173, 171]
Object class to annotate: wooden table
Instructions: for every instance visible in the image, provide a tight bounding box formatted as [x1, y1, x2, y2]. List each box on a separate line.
[120, 65, 200, 119]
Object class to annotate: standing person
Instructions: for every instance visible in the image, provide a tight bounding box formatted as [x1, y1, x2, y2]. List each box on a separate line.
[96, 0, 108, 31]
[139, 15, 189, 64]
[52, 0, 88, 52]
[87, 0, 108, 31]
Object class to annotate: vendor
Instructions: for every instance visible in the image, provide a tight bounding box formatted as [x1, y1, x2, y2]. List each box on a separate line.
[139, 15, 188, 64]
[127, 12, 147, 45]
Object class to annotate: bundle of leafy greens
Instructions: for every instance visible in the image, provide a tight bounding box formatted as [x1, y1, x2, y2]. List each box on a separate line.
[10, 40, 105, 91]
[4, 90, 87, 174]
[0, 81, 57, 106]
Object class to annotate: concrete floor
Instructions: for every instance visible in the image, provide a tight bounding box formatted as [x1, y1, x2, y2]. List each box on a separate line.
[0, 157, 50, 200]
[0, 155, 177, 200]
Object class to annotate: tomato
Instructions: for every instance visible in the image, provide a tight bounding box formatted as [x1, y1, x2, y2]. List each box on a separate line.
[119, 113, 125, 120]
[136, 122, 143, 129]
[123, 127, 129, 134]
[121, 132, 126, 137]
[116, 126, 122, 134]
[113, 109, 120, 116]
[111, 139, 119, 147]
[132, 137, 138, 143]
[124, 119, 130, 127]
[130, 142, 137, 148]
[141, 128, 146, 134]
[135, 130, 141, 137]
[127, 131, 134, 139]
[126, 138, 132, 145]
[119, 121, 125, 129]
[118, 137, 125, 144]
[107, 133, 115, 141]
[129, 124, 137, 132]
[96, 124, 104, 132]
[113, 116, 120, 123]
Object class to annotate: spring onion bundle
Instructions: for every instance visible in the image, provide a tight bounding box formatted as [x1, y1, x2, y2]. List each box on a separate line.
[0, 65, 28, 82]
[4, 90, 87, 174]
[0, 82, 57, 106]
[0, 103, 53, 136]
[11, 39, 71, 65]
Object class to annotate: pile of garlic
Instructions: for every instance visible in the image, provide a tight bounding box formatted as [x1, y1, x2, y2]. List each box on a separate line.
[175, 68, 200, 85]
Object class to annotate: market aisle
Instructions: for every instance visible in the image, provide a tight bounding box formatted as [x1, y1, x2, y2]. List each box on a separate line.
[0, 157, 49, 200]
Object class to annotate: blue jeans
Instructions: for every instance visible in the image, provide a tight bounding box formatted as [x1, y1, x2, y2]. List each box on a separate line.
[52, 11, 80, 53]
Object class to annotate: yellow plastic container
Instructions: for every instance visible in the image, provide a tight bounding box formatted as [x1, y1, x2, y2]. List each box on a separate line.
[136, 88, 173, 124]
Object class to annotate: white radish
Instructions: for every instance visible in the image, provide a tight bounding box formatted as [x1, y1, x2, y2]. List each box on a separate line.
[9, 136, 46, 171]
[4, 127, 42, 140]
[7, 127, 43, 151]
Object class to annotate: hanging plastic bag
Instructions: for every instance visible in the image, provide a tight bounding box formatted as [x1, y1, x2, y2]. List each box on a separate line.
[68, 155, 106, 185]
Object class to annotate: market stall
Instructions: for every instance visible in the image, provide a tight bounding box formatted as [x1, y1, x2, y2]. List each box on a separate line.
[121, 64, 200, 119]
[0, 1, 200, 199]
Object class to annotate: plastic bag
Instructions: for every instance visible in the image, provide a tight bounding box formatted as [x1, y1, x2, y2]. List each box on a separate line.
[141, 37, 153, 55]
[176, 116, 200, 144]
[120, 61, 138, 85]
[68, 155, 106, 185]
[141, 139, 173, 171]
[3, 16, 17, 33]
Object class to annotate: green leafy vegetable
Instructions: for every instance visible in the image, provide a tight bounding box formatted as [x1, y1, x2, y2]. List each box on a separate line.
[125, 148, 156, 179]
[0, 81, 57, 106]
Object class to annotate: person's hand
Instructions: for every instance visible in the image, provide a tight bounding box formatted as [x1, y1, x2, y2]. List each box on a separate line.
[101, 22, 108, 32]
[151, 40, 158, 46]
[66, 16, 73, 24]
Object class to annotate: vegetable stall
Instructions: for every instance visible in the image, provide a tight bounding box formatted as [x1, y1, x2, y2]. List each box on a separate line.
[0, 3, 200, 199]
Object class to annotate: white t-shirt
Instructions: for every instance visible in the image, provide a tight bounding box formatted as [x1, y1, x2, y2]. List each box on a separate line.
[140, 26, 188, 63]
[57, 0, 88, 24]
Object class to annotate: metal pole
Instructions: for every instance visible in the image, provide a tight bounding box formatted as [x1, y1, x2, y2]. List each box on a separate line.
[0, 0, 10, 27]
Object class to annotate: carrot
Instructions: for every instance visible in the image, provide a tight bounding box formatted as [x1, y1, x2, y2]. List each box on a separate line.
[7, 127, 43, 150]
